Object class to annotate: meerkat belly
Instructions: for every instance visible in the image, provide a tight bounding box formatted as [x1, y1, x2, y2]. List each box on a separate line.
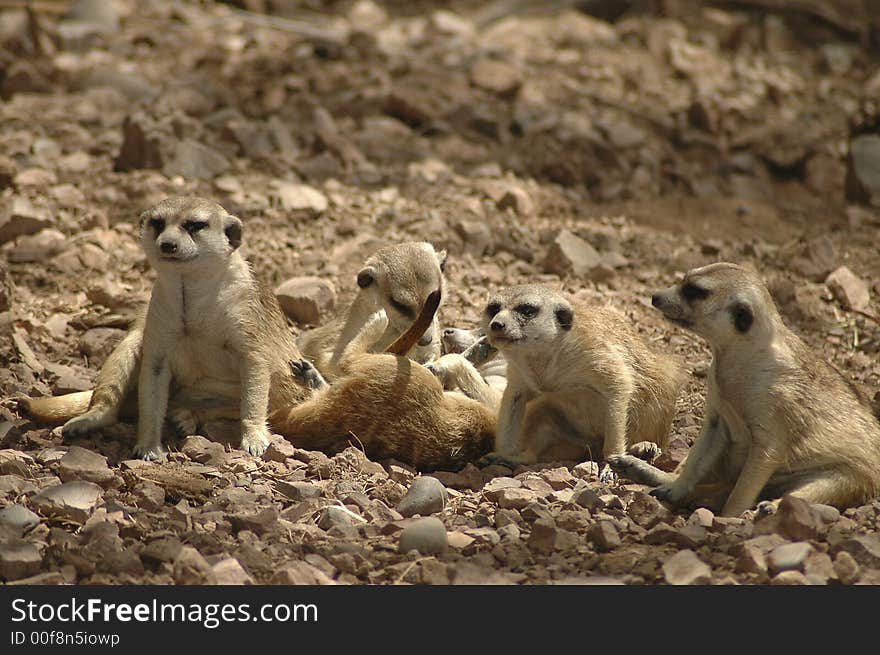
[167, 334, 242, 399]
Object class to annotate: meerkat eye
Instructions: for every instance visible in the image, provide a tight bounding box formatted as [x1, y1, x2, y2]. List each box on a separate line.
[390, 297, 415, 318]
[515, 304, 539, 319]
[148, 218, 165, 233]
[183, 220, 209, 234]
[485, 302, 501, 317]
[681, 283, 710, 302]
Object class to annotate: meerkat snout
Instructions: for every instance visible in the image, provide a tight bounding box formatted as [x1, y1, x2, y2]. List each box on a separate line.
[159, 240, 177, 255]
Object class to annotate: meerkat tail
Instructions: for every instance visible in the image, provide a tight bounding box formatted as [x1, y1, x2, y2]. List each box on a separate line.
[386, 289, 442, 357]
[20, 391, 94, 425]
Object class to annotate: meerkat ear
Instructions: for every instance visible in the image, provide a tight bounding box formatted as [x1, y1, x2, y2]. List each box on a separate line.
[224, 214, 243, 250]
[357, 266, 376, 288]
[555, 303, 574, 330]
[731, 301, 754, 333]
[436, 249, 448, 272]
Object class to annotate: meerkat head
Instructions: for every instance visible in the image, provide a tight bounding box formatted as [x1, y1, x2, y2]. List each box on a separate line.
[651, 262, 780, 348]
[139, 196, 243, 271]
[482, 285, 574, 351]
[441, 327, 482, 354]
[355, 242, 447, 346]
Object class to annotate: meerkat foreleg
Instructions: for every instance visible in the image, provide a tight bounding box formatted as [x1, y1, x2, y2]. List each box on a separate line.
[290, 358, 329, 390]
[238, 354, 272, 456]
[720, 442, 781, 516]
[134, 349, 172, 460]
[651, 414, 729, 505]
[62, 325, 143, 438]
[481, 377, 536, 466]
[426, 354, 501, 409]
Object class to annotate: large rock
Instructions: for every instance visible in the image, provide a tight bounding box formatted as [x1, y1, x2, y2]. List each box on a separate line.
[271, 561, 336, 585]
[846, 134, 880, 205]
[58, 446, 115, 487]
[470, 59, 522, 97]
[275, 277, 336, 325]
[662, 549, 711, 585]
[839, 534, 880, 568]
[0, 197, 53, 244]
[162, 139, 230, 180]
[768, 542, 812, 573]
[273, 183, 328, 216]
[30, 481, 103, 522]
[0, 504, 40, 533]
[7, 229, 67, 263]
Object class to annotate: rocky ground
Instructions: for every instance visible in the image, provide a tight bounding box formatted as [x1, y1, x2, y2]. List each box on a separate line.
[1, 0, 880, 585]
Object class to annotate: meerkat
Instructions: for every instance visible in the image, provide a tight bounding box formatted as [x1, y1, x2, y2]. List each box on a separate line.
[296, 242, 446, 379]
[272, 290, 496, 471]
[426, 327, 507, 409]
[480, 284, 685, 469]
[608, 263, 880, 516]
[21, 196, 309, 459]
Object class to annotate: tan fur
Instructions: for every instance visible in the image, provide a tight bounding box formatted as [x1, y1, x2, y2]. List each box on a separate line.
[296, 242, 446, 379]
[274, 293, 495, 471]
[21, 197, 309, 459]
[427, 327, 507, 410]
[481, 284, 685, 467]
[609, 262, 880, 515]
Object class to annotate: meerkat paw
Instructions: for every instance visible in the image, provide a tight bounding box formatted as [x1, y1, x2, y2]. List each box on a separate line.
[756, 500, 779, 517]
[240, 425, 271, 456]
[289, 358, 328, 390]
[132, 441, 166, 461]
[62, 407, 116, 439]
[168, 406, 198, 436]
[478, 451, 522, 469]
[650, 482, 687, 506]
[628, 441, 662, 462]
[599, 463, 618, 484]
[424, 359, 451, 386]
[463, 337, 496, 366]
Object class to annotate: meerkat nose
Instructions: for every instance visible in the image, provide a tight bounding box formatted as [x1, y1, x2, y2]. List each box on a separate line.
[489, 319, 505, 332]
[651, 294, 662, 308]
[160, 241, 178, 254]
[442, 329, 455, 337]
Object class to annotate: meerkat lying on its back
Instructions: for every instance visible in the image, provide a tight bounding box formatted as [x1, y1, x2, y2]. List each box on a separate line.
[272, 290, 496, 471]
[609, 263, 880, 516]
[426, 327, 507, 410]
[296, 242, 446, 379]
[481, 285, 685, 469]
[22, 197, 309, 459]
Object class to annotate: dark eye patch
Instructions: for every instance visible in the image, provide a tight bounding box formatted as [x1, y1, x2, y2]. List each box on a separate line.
[515, 303, 539, 318]
[681, 283, 710, 302]
[183, 220, 209, 234]
[148, 218, 165, 233]
[390, 297, 415, 318]
[485, 302, 501, 317]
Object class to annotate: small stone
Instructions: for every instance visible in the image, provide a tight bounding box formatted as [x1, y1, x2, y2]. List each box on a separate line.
[181, 435, 226, 465]
[573, 486, 605, 511]
[825, 266, 870, 311]
[162, 139, 230, 180]
[79, 327, 126, 367]
[527, 518, 558, 554]
[0, 197, 53, 244]
[482, 477, 522, 501]
[687, 507, 714, 529]
[229, 508, 279, 535]
[774, 494, 824, 541]
[543, 230, 602, 278]
[271, 561, 335, 585]
[274, 183, 328, 216]
[275, 481, 322, 501]
[8, 229, 67, 263]
[470, 59, 522, 97]
[318, 506, 358, 532]
[803, 551, 834, 584]
[770, 570, 809, 585]
[847, 133, 880, 204]
[736, 543, 768, 575]
[211, 558, 254, 585]
[497, 185, 534, 216]
[275, 277, 336, 325]
[397, 476, 448, 517]
[0, 504, 40, 533]
[262, 437, 296, 462]
[44, 362, 92, 394]
[173, 546, 215, 585]
[662, 550, 711, 585]
[572, 461, 600, 479]
[447, 530, 476, 550]
[398, 517, 447, 555]
[839, 534, 880, 568]
[833, 551, 861, 584]
[0, 540, 42, 581]
[496, 487, 537, 510]
[31, 481, 103, 523]
[539, 467, 575, 490]
[589, 520, 621, 551]
[627, 492, 673, 529]
[132, 481, 165, 511]
[768, 542, 813, 572]
[58, 446, 115, 487]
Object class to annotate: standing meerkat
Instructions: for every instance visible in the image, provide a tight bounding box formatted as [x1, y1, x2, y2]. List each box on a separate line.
[609, 262, 880, 516]
[22, 196, 309, 459]
[296, 242, 446, 379]
[480, 284, 685, 469]
[272, 290, 496, 471]
[426, 327, 507, 410]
